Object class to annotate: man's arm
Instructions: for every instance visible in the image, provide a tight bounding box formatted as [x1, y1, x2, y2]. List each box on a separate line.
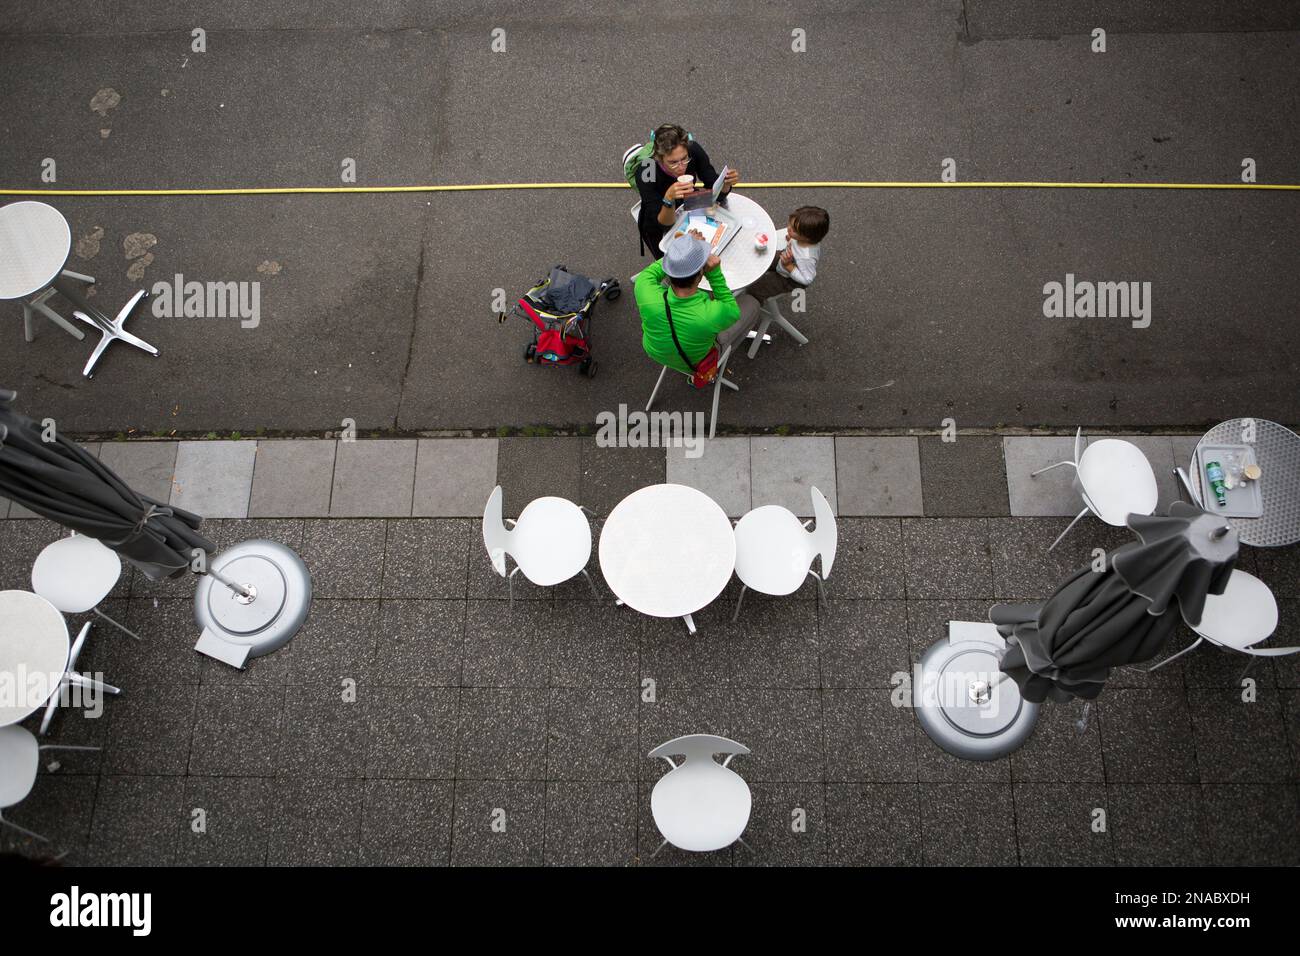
[634, 259, 667, 311]
[702, 263, 740, 332]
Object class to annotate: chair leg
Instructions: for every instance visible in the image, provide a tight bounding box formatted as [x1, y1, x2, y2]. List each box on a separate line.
[646, 366, 669, 412]
[69, 673, 120, 695]
[93, 606, 142, 641]
[31, 300, 86, 341]
[683, 614, 697, 635]
[709, 347, 736, 440]
[1238, 656, 1257, 684]
[580, 567, 599, 599]
[746, 315, 774, 358]
[1145, 635, 1203, 673]
[732, 584, 747, 622]
[60, 269, 95, 285]
[1048, 508, 1089, 551]
[507, 566, 520, 610]
[22, 303, 35, 342]
[1074, 701, 1093, 735]
[39, 744, 102, 753]
[810, 571, 827, 608]
[0, 812, 50, 843]
[768, 301, 808, 346]
[650, 838, 669, 859]
[1030, 460, 1075, 478]
[38, 687, 62, 736]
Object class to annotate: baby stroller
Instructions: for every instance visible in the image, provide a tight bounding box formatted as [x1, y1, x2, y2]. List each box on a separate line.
[499, 265, 619, 378]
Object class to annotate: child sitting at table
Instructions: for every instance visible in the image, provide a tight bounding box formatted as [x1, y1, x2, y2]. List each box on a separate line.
[742, 205, 829, 302]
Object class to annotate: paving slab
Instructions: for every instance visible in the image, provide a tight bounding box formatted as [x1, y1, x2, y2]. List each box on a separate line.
[360, 779, 454, 866]
[450, 780, 545, 867]
[176, 777, 272, 866]
[920, 784, 1018, 866]
[96, 440, 178, 505]
[1003, 436, 1084, 517]
[834, 437, 923, 516]
[330, 440, 416, 517]
[413, 438, 499, 517]
[751, 436, 837, 516]
[170, 440, 257, 518]
[665, 436, 751, 517]
[248, 439, 336, 517]
[824, 783, 921, 866]
[1012, 783, 1113, 866]
[494, 438, 582, 517]
[919, 437, 1008, 516]
[578, 439, 666, 516]
[1107, 784, 1207, 867]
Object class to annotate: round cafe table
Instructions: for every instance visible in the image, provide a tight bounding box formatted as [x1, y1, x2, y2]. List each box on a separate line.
[598, 484, 736, 634]
[0, 200, 87, 342]
[0, 590, 71, 727]
[659, 193, 776, 293]
[1187, 419, 1300, 547]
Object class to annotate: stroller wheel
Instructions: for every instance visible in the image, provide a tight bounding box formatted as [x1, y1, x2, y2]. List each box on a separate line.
[524, 343, 536, 363]
[581, 359, 598, 379]
[604, 284, 621, 302]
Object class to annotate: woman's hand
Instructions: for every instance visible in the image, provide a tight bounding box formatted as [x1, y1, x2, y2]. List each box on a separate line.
[665, 181, 694, 202]
[722, 168, 740, 191]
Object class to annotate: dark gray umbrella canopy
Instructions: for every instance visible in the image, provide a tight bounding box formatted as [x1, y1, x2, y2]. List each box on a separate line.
[0, 388, 214, 580]
[991, 503, 1238, 703]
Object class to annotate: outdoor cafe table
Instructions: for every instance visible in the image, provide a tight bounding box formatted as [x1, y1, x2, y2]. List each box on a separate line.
[598, 484, 736, 634]
[0, 590, 70, 727]
[0, 200, 86, 341]
[1187, 419, 1300, 547]
[659, 192, 776, 293]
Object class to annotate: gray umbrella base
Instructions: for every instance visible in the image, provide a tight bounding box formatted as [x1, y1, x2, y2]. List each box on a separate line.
[193, 539, 311, 669]
[914, 621, 1040, 761]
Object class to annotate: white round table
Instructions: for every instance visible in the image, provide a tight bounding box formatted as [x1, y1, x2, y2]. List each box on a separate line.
[0, 590, 71, 727]
[598, 484, 736, 634]
[1188, 419, 1300, 547]
[0, 201, 72, 301]
[659, 193, 776, 293]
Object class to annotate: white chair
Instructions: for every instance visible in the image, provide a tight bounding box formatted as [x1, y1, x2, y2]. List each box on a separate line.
[1149, 570, 1290, 679]
[32, 534, 141, 641]
[1030, 427, 1158, 550]
[746, 290, 809, 359]
[482, 486, 597, 605]
[648, 734, 751, 857]
[0, 724, 100, 843]
[38, 621, 120, 735]
[732, 486, 837, 621]
[645, 344, 739, 441]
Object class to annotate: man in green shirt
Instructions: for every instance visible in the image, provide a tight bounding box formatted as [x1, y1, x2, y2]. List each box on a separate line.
[635, 233, 759, 376]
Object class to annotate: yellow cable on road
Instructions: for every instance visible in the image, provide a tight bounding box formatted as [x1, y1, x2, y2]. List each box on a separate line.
[0, 180, 1296, 196]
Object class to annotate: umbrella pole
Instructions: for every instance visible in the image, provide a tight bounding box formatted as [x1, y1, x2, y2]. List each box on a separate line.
[202, 566, 255, 601]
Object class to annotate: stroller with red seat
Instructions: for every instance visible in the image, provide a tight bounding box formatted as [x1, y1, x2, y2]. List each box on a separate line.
[498, 265, 619, 378]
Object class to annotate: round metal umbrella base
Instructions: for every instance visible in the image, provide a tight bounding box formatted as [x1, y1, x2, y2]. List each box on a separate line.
[193, 539, 311, 668]
[914, 630, 1040, 761]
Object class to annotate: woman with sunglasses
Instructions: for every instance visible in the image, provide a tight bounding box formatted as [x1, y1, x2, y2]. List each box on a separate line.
[634, 124, 741, 257]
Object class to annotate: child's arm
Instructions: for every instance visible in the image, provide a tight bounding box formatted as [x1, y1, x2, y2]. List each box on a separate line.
[785, 244, 818, 285]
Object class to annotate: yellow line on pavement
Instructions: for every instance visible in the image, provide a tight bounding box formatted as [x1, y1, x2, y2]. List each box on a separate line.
[0, 180, 1296, 196]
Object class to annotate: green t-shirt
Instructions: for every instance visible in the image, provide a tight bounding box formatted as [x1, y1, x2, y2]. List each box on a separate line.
[635, 261, 740, 375]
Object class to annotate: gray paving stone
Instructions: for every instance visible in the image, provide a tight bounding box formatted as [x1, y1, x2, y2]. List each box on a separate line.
[171, 440, 257, 518]
[921, 784, 1018, 866]
[828, 518, 907, 599]
[248, 439, 336, 517]
[1256, 545, 1300, 599]
[1013, 783, 1114, 866]
[0, 773, 97, 863]
[825, 783, 921, 866]
[361, 779, 454, 866]
[299, 518, 386, 598]
[1098, 689, 1198, 783]
[823, 689, 916, 782]
[461, 600, 553, 687]
[665, 436, 750, 517]
[203, 516, 306, 553]
[102, 682, 197, 775]
[366, 686, 459, 779]
[97, 440, 177, 506]
[734, 781, 824, 867]
[175, 777, 272, 866]
[1010, 698, 1105, 782]
[266, 777, 364, 866]
[751, 436, 837, 516]
[919, 436, 1008, 516]
[330, 440, 416, 517]
[455, 688, 548, 779]
[373, 599, 464, 686]
[546, 688, 639, 780]
[901, 518, 993, 599]
[1107, 784, 1206, 866]
[640, 613, 734, 689]
[905, 599, 1000, 668]
[834, 437, 924, 516]
[277, 683, 369, 778]
[1003, 436, 1081, 517]
[382, 518, 471, 599]
[914, 714, 1013, 784]
[731, 688, 824, 782]
[544, 780, 638, 867]
[284, 599, 379, 685]
[188, 684, 285, 777]
[1183, 640, 1277, 689]
[21, 695, 107, 774]
[549, 600, 640, 688]
[1188, 688, 1293, 783]
[730, 600, 822, 688]
[85, 775, 185, 866]
[988, 516, 1132, 601]
[0, 517, 63, 589]
[820, 599, 910, 688]
[413, 438, 498, 517]
[1279, 626, 1300, 689]
[1200, 783, 1300, 866]
[578, 439, 666, 517]
[450, 780, 545, 866]
[495, 437, 582, 518]
[1170, 435, 1202, 482]
[104, 598, 203, 688]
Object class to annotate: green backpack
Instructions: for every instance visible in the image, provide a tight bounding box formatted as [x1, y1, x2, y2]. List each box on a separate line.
[622, 130, 693, 188]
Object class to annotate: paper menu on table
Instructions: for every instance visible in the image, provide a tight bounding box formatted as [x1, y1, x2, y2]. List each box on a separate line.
[712, 165, 729, 203]
[671, 213, 729, 250]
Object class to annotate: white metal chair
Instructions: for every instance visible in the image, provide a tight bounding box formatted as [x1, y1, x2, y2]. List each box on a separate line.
[732, 486, 837, 621]
[648, 734, 751, 856]
[746, 290, 809, 359]
[0, 724, 100, 843]
[1030, 427, 1158, 550]
[21, 269, 94, 343]
[482, 486, 597, 606]
[1148, 570, 1290, 680]
[32, 534, 141, 641]
[38, 621, 120, 735]
[645, 344, 739, 441]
